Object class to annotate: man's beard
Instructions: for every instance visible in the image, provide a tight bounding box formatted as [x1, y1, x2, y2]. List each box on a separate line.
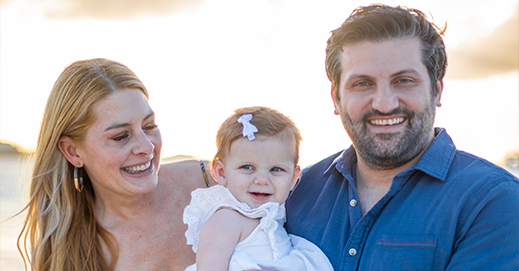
[339, 99, 437, 170]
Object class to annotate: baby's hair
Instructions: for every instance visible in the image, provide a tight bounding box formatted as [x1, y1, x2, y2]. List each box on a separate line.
[213, 106, 302, 165]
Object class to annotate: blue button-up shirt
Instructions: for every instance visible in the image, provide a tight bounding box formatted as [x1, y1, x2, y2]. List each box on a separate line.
[285, 129, 519, 270]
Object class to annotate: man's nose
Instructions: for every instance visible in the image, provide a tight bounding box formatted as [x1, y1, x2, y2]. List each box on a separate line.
[372, 82, 399, 113]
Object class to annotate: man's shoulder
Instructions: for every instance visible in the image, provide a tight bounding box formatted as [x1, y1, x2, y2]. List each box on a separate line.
[451, 149, 519, 185]
[428, 129, 518, 186]
[440, 149, 519, 205]
[302, 150, 345, 175]
[287, 150, 350, 224]
[294, 150, 350, 192]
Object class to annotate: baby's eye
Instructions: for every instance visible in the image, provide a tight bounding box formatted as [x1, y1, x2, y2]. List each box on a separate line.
[240, 165, 253, 170]
[271, 167, 284, 172]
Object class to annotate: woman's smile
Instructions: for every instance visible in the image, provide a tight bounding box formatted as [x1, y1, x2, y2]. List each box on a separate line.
[122, 160, 152, 173]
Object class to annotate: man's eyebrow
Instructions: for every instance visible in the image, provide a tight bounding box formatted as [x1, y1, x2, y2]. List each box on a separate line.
[347, 69, 422, 79]
[344, 73, 375, 81]
[391, 69, 422, 77]
[104, 112, 155, 132]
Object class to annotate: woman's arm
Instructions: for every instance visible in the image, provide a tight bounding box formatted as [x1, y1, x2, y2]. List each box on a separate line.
[196, 209, 249, 271]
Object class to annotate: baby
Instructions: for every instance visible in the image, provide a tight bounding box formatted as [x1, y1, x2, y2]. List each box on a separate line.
[183, 106, 333, 271]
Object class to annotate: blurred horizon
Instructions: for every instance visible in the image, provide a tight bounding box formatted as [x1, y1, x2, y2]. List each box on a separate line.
[1, 0, 518, 169]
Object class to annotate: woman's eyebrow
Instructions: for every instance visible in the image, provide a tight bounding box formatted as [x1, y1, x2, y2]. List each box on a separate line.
[104, 112, 155, 132]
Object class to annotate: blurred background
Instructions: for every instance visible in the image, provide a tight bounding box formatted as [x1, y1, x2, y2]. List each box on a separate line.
[1, 0, 518, 269]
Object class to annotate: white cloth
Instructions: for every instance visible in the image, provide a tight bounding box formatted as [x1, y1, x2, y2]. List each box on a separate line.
[183, 185, 333, 271]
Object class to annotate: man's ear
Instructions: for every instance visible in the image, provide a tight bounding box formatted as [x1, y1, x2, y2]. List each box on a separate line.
[436, 80, 444, 107]
[331, 85, 339, 115]
[290, 166, 301, 191]
[58, 136, 82, 167]
[211, 160, 227, 186]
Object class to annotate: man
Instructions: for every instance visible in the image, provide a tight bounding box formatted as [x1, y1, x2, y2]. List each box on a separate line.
[285, 4, 519, 271]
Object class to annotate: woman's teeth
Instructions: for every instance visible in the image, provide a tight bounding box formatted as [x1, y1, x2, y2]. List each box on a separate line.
[370, 117, 404, 126]
[123, 161, 151, 173]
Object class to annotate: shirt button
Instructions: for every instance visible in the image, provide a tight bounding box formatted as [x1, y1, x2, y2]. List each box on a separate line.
[350, 199, 358, 207]
[349, 248, 357, 256]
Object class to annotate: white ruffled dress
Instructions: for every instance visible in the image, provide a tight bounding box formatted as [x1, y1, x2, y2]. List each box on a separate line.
[183, 185, 333, 271]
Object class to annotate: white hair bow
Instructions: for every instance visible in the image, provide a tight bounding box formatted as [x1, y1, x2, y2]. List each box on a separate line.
[237, 114, 258, 141]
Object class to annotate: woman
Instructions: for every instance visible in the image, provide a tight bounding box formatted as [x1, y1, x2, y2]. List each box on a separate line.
[17, 58, 213, 270]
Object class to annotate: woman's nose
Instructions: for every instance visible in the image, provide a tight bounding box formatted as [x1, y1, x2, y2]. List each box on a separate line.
[132, 131, 155, 155]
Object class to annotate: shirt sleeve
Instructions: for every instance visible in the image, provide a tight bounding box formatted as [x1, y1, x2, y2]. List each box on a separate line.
[446, 178, 519, 270]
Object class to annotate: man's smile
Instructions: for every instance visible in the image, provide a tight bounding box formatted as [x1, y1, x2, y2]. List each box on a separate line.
[369, 117, 405, 126]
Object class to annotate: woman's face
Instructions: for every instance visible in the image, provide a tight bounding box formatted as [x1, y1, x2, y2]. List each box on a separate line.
[76, 89, 162, 198]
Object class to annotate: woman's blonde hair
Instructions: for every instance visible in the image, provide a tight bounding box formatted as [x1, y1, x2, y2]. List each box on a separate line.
[213, 106, 302, 165]
[18, 58, 148, 271]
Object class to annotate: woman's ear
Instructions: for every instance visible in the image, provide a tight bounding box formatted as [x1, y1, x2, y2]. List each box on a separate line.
[290, 166, 301, 191]
[212, 160, 227, 186]
[58, 136, 82, 167]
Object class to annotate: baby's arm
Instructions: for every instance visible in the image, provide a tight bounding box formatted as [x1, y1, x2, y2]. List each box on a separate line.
[196, 208, 257, 271]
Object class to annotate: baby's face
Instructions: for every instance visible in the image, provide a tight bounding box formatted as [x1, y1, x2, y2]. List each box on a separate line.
[215, 134, 300, 209]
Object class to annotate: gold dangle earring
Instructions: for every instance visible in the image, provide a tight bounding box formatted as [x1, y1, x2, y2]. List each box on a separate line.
[74, 164, 84, 192]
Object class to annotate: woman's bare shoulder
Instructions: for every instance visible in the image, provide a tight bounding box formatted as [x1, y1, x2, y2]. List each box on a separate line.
[159, 160, 201, 179]
[158, 160, 216, 191]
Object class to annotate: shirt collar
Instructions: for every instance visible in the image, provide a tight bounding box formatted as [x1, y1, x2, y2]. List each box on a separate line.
[409, 128, 456, 182]
[324, 146, 357, 176]
[324, 128, 457, 182]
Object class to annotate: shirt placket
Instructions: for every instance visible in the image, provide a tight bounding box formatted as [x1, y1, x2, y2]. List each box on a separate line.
[339, 171, 365, 270]
[339, 173, 411, 271]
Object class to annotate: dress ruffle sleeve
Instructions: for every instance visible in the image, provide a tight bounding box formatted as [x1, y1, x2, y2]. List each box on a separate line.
[183, 185, 283, 255]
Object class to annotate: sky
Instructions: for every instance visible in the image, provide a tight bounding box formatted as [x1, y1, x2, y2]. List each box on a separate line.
[0, 0, 518, 168]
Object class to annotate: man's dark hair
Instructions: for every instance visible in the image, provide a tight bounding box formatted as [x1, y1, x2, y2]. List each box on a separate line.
[326, 4, 447, 101]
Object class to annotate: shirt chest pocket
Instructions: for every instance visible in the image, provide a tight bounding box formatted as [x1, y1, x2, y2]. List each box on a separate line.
[364, 235, 437, 271]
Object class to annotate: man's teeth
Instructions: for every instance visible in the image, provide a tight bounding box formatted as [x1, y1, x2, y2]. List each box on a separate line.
[123, 161, 151, 173]
[370, 117, 405, 126]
